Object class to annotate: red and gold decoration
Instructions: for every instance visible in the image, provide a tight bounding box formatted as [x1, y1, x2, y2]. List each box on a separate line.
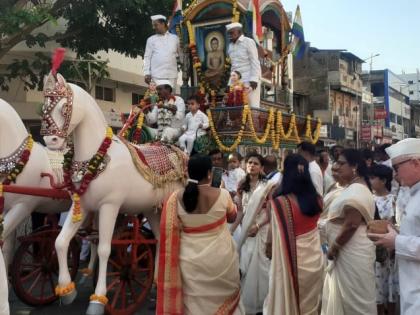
[0, 135, 34, 240]
[207, 106, 321, 152]
[63, 127, 113, 223]
[226, 82, 248, 107]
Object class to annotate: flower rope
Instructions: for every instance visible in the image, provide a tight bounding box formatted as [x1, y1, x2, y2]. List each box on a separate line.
[305, 115, 322, 144]
[247, 107, 274, 144]
[63, 127, 113, 223]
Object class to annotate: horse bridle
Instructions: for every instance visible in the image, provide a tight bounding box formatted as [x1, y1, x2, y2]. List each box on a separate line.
[40, 81, 73, 138]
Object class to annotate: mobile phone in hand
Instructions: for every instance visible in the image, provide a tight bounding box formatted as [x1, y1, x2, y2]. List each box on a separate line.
[211, 167, 224, 188]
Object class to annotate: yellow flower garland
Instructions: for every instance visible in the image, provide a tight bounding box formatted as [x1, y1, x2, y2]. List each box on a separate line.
[305, 115, 322, 144]
[207, 106, 249, 152]
[248, 107, 274, 144]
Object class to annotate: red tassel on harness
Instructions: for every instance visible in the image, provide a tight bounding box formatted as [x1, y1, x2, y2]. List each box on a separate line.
[51, 48, 66, 76]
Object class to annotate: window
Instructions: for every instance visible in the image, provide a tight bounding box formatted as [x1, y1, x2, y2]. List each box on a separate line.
[410, 91, 414, 95]
[408, 80, 414, 84]
[397, 115, 402, 125]
[132, 93, 143, 105]
[389, 113, 396, 123]
[95, 85, 115, 102]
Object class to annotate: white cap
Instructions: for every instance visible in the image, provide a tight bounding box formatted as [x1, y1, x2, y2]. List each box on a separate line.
[155, 79, 173, 88]
[385, 138, 420, 164]
[226, 22, 243, 31]
[151, 15, 166, 21]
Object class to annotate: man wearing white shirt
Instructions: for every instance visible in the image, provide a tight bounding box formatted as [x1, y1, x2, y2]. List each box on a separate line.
[226, 22, 261, 107]
[145, 80, 185, 143]
[143, 15, 180, 89]
[368, 138, 420, 315]
[298, 142, 323, 196]
[264, 155, 282, 186]
[179, 95, 209, 154]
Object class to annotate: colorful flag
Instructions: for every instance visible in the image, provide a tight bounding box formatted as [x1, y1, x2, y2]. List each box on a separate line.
[291, 5, 306, 59]
[169, 0, 183, 35]
[246, 0, 263, 43]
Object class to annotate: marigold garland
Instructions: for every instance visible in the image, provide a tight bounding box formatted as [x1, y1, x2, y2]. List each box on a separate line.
[207, 107, 319, 151]
[55, 281, 76, 296]
[305, 115, 322, 144]
[90, 294, 109, 305]
[63, 127, 113, 223]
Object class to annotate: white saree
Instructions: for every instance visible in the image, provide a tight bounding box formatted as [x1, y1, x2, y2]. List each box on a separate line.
[237, 181, 274, 314]
[321, 183, 377, 315]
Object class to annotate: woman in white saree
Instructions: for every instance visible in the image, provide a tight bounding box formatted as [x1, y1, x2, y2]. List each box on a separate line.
[263, 154, 324, 315]
[321, 149, 377, 315]
[233, 153, 274, 315]
[157, 154, 244, 315]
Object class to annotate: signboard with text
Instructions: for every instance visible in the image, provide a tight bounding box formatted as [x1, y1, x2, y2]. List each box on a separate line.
[374, 108, 387, 120]
[361, 125, 372, 140]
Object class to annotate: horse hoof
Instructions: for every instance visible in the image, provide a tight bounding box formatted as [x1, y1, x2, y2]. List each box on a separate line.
[86, 301, 105, 315]
[60, 289, 77, 305]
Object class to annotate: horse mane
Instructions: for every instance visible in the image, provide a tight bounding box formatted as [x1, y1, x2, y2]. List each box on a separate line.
[68, 83, 108, 126]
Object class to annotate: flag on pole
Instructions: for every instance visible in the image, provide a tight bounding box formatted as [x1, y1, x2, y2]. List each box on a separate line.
[291, 5, 306, 59]
[169, 0, 183, 35]
[246, 0, 263, 43]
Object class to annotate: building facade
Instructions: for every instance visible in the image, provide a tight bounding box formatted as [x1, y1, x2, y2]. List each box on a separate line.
[400, 72, 420, 138]
[293, 47, 364, 147]
[363, 69, 410, 143]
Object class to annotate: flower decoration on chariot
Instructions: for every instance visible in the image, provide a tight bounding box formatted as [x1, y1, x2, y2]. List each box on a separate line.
[40, 48, 73, 138]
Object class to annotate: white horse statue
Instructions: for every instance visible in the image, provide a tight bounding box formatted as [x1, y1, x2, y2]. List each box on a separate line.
[0, 250, 8, 315]
[0, 99, 70, 265]
[41, 72, 186, 315]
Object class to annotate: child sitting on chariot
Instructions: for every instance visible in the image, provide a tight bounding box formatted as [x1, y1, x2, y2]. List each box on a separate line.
[178, 95, 209, 155]
[225, 70, 248, 107]
[139, 80, 159, 108]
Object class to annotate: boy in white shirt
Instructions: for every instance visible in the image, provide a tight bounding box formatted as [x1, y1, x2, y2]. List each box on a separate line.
[222, 152, 246, 196]
[179, 95, 209, 154]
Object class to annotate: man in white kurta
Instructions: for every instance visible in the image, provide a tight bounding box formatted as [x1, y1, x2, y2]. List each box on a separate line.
[368, 138, 420, 315]
[226, 22, 261, 107]
[145, 80, 185, 143]
[298, 142, 324, 196]
[143, 15, 180, 89]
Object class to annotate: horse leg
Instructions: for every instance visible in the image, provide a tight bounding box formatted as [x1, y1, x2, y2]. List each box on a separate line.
[2, 203, 32, 268]
[55, 205, 86, 305]
[86, 204, 119, 315]
[0, 250, 9, 315]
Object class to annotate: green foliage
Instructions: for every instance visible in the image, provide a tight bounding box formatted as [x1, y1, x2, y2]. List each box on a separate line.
[0, 0, 175, 90]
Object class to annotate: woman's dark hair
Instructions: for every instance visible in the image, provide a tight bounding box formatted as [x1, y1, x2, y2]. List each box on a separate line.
[361, 148, 374, 162]
[183, 154, 212, 213]
[369, 164, 393, 192]
[273, 154, 322, 216]
[233, 70, 242, 79]
[341, 149, 372, 191]
[239, 152, 265, 193]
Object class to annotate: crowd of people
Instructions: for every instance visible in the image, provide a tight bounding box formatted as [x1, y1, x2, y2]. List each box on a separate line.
[156, 140, 420, 315]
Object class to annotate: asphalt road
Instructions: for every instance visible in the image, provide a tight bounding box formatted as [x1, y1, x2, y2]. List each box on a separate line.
[9, 273, 155, 315]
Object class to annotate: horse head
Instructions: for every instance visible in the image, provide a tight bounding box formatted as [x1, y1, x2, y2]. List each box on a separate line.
[41, 72, 81, 150]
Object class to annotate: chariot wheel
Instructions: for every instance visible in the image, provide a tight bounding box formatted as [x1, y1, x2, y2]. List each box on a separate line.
[95, 230, 155, 315]
[11, 229, 80, 306]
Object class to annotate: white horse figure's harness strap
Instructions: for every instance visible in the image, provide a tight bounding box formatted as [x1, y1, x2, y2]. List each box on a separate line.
[41, 81, 73, 138]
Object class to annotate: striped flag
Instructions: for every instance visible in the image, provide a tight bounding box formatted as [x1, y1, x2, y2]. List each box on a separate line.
[246, 0, 263, 43]
[291, 5, 306, 59]
[169, 0, 183, 35]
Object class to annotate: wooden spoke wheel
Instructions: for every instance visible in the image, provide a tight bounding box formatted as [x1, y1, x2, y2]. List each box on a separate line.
[11, 229, 80, 306]
[96, 230, 155, 315]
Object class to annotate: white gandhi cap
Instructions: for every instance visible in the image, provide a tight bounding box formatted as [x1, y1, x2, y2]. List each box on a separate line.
[226, 22, 243, 31]
[151, 15, 166, 21]
[385, 138, 420, 164]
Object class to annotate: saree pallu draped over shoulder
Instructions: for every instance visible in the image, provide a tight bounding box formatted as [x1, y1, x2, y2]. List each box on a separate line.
[157, 190, 244, 315]
[263, 195, 323, 315]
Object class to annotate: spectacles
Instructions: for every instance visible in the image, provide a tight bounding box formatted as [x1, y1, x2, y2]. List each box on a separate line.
[393, 159, 411, 172]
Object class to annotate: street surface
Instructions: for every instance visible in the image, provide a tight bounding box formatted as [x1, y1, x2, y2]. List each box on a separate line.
[9, 273, 155, 315]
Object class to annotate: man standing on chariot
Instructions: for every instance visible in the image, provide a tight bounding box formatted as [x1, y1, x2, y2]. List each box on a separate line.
[145, 80, 185, 143]
[143, 14, 180, 90]
[226, 22, 261, 107]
